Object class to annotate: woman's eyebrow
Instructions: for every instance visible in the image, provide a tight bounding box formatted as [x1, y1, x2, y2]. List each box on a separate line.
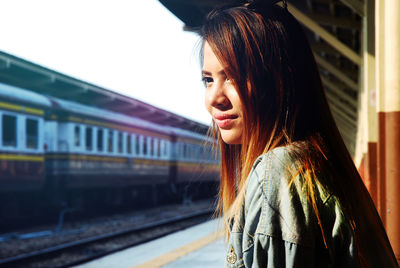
[202, 70, 226, 76]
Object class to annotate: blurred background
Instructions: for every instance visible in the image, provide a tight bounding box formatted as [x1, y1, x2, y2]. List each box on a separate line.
[0, 0, 399, 266]
[0, 1, 220, 267]
[0, 0, 211, 125]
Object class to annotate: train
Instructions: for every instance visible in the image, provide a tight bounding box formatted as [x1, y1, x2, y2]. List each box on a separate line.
[0, 81, 219, 229]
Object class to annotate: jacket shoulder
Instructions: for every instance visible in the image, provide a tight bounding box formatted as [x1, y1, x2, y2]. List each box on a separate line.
[245, 145, 316, 247]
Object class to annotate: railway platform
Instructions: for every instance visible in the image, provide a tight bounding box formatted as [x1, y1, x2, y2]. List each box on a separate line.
[73, 218, 225, 268]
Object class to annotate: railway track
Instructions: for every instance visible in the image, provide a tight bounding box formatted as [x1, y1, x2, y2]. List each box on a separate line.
[0, 209, 214, 268]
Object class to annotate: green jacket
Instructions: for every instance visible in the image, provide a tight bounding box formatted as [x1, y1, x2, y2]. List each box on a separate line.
[225, 146, 393, 267]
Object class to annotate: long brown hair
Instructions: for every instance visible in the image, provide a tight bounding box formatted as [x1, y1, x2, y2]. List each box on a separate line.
[200, 3, 397, 266]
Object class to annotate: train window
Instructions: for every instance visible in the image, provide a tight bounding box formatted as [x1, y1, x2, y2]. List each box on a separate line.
[85, 127, 93, 151]
[160, 140, 165, 157]
[97, 128, 103, 151]
[108, 129, 113, 152]
[26, 118, 38, 149]
[149, 137, 153, 156]
[136, 135, 140, 155]
[127, 134, 132, 154]
[200, 147, 205, 159]
[159, 140, 163, 156]
[74, 125, 80, 147]
[156, 139, 160, 157]
[180, 143, 185, 157]
[118, 132, 123, 153]
[143, 136, 147, 155]
[2, 114, 17, 147]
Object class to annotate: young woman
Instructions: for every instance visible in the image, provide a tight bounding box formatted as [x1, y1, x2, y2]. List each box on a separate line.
[200, 0, 398, 267]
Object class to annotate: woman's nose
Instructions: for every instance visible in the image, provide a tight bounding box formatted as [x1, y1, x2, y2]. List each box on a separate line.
[207, 83, 230, 109]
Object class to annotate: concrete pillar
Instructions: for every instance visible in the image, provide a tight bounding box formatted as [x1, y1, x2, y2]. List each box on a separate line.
[376, 0, 400, 261]
[358, 0, 378, 204]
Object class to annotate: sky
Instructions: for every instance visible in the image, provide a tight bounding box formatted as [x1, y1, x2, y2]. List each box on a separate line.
[0, 0, 211, 125]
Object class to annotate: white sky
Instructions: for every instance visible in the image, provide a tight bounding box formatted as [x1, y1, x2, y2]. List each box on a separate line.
[0, 0, 212, 125]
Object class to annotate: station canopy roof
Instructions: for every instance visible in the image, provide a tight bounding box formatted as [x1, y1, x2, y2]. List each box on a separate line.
[0, 51, 209, 134]
[159, 0, 363, 154]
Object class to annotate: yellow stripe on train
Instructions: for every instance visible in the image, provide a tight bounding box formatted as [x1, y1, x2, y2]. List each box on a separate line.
[0, 153, 219, 168]
[0, 101, 44, 116]
[46, 154, 128, 163]
[46, 154, 219, 167]
[0, 154, 44, 162]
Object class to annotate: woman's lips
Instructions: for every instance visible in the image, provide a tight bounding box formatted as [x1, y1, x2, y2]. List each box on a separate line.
[214, 114, 238, 128]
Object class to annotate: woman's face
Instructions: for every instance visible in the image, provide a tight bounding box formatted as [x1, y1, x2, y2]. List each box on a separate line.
[202, 42, 244, 145]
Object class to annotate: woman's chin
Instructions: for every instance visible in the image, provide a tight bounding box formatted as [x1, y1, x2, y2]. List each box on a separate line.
[220, 131, 242, 145]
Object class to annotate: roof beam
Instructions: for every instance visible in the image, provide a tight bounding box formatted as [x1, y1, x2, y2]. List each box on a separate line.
[333, 114, 356, 134]
[308, 13, 361, 30]
[333, 118, 356, 143]
[288, 3, 361, 65]
[314, 53, 359, 92]
[328, 102, 357, 128]
[312, 0, 332, 4]
[311, 42, 341, 55]
[325, 91, 357, 117]
[339, 0, 365, 17]
[331, 112, 356, 142]
[334, 122, 354, 139]
[321, 77, 358, 108]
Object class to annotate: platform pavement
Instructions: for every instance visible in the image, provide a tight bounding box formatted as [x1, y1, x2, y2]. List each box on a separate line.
[161, 238, 225, 268]
[73, 218, 226, 268]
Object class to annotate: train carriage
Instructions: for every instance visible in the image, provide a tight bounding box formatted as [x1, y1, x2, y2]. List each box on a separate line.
[172, 132, 220, 201]
[173, 131, 219, 182]
[0, 82, 48, 191]
[0, 80, 219, 228]
[45, 97, 173, 188]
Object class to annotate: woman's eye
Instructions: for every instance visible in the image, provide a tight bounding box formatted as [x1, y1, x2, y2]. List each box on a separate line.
[202, 76, 213, 87]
